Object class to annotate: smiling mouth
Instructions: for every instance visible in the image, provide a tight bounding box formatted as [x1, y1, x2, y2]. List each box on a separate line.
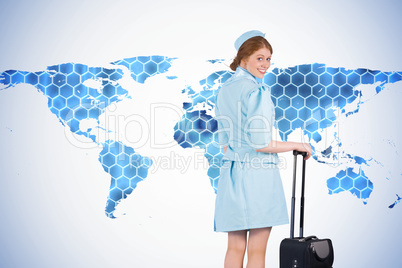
[258, 68, 266, 74]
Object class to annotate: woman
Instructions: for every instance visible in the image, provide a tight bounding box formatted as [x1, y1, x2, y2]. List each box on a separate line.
[214, 30, 312, 267]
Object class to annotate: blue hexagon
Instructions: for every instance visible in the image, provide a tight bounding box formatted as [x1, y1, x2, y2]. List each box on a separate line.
[207, 166, 220, 179]
[67, 95, 80, 108]
[103, 84, 116, 98]
[52, 96, 66, 110]
[291, 96, 304, 109]
[131, 61, 144, 75]
[116, 153, 130, 168]
[340, 84, 354, 98]
[277, 72, 290, 86]
[354, 176, 368, 191]
[312, 64, 325, 75]
[292, 119, 304, 129]
[200, 130, 213, 145]
[264, 72, 276, 86]
[9, 72, 23, 84]
[110, 165, 123, 178]
[347, 73, 360, 87]
[103, 153, 116, 168]
[275, 107, 283, 120]
[109, 187, 123, 202]
[89, 107, 101, 119]
[26, 73, 38, 85]
[312, 107, 325, 121]
[270, 84, 283, 97]
[137, 56, 151, 64]
[278, 96, 290, 109]
[319, 96, 332, 109]
[193, 118, 207, 131]
[340, 177, 353, 191]
[124, 166, 136, 177]
[291, 73, 304, 86]
[312, 85, 325, 97]
[326, 85, 340, 98]
[285, 84, 297, 98]
[298, 107, 311, 121]
[319, 73, 332, 86]
[298, 85, 311, 98]
[59, 63, 74, 74]
[39, 73, 52, 86]
[186, 130, 200, 145]
[74, 108, 88, 120]
[285, 107, 297, 121]
[116, 177, 130, 190]
[60, 107, 73, 120]
[333, 72, 346, 86]
[305, 73, 318, 87]
[306, 96, 318, 109]
[278, 119, 291, 132]
[46, 85, 59, 98]
[53, 73, 66, 87]
[361, 72, 374, 84]
[67, 72, 80, 87]
[74, 64, 88, 74]
[60, 84, 73, 98]
[298, 65, 311, 75]
[327, 176, 340, 192]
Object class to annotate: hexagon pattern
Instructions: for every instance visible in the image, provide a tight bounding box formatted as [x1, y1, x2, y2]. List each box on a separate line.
[173, 63, 402, 202]
[1, 59, 402, 214]
[0, 56, 174, 218]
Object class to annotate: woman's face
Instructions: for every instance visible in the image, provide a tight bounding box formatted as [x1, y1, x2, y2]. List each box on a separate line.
[240, 47, 272, 79]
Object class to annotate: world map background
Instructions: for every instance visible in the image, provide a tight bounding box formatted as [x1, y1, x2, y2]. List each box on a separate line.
[1, 0, 401, 267]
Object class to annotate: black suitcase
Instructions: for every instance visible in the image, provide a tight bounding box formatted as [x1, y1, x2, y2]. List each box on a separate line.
[280, 150, 334, 268]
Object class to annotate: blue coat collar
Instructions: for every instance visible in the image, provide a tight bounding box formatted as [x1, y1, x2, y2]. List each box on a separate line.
[233, 66, 263, 86]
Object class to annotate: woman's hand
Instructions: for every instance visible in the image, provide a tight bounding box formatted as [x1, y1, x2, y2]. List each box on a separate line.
[295, 142, 312, 160]
[223, 146, 228, 154]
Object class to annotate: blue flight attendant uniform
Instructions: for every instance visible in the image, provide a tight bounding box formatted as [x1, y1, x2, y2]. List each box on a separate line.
[214, 66, 289, 232]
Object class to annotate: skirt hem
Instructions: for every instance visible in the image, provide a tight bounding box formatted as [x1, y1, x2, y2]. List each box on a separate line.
[214, 218, 289, 233]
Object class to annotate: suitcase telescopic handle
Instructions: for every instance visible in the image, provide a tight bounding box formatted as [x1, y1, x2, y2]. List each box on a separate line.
[290, 150, 307, 239]
[293, 150, 307, 157]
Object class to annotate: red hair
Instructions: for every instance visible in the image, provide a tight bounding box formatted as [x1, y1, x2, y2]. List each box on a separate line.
[229, 36, 273, 71]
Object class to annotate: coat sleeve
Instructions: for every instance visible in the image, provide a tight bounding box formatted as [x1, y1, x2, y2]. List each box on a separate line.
[214, 91, 230, 147]
[244, 86, 275, 149]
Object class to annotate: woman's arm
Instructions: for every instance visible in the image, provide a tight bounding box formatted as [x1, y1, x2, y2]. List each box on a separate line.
[255, 140, 312, 160]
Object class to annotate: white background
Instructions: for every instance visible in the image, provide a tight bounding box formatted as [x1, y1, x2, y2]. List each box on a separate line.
[0, 0, 401, 267]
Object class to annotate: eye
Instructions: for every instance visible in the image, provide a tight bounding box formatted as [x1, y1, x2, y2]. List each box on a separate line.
[257, 57, 263, 61]
[267, 58, 271, 61]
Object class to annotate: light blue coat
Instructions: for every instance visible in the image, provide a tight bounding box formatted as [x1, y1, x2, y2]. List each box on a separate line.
[214, 67, 288, 232]
[215, 67, 279, 164]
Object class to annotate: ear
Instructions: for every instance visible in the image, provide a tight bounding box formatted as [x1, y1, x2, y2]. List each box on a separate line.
[240, 58, 247, 69]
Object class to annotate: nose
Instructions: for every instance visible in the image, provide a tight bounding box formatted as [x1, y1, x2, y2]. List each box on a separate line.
[262, 60, 270, 68]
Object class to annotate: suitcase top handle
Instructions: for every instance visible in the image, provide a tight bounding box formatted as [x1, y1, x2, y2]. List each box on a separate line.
[293, 150, 307, 157]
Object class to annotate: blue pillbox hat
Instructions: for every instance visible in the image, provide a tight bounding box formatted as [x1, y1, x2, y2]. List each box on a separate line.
[234, 30, 266, 51]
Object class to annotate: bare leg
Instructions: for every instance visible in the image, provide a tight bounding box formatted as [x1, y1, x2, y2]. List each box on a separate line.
[246, 227, 272, 268]
[225, 230, 248, 268]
